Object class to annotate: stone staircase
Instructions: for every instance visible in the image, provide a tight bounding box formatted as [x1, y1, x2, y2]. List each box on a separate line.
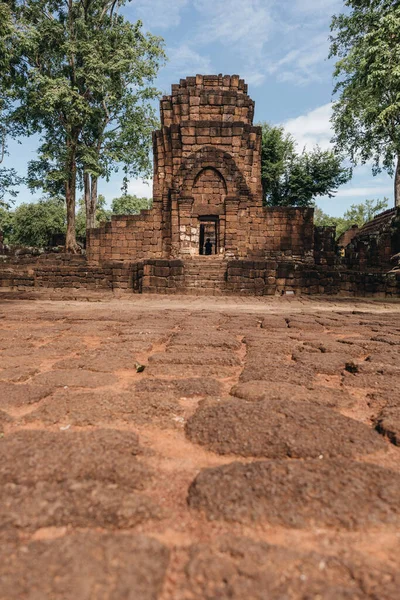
[183, 256, 227, 295]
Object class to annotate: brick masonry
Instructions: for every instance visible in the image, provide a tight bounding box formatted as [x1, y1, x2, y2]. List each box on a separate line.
[87, 75, 314, 263]
[2, 255, 400, 297]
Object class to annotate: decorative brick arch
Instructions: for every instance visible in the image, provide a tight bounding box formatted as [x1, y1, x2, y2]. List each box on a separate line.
[176, 146, 251, 198]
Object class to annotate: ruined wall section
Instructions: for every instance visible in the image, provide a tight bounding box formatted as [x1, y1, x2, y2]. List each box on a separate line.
[160, 74, 254, 127]
[345, 208, 400, 270]
[87, 206, 163, 263]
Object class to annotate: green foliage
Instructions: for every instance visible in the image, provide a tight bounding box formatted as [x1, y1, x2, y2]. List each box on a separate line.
[0, 168, 22, 209]
[75, 194, 111, 241]
[0, 3, 22, 209]
[111, 195, 152, 215]
[314, 198, 389, 239]
[0, 205, 14, 243]
[330, 1, 400, 204]
[260, 123, 351, 207]
[5, 0, 166, 248]
[11, 197, 67, 247]
[343, 198, 389, 225]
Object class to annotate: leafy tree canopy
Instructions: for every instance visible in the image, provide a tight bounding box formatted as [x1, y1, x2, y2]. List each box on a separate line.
[330, 0, 400, 206]
[260, 123, 351, 207]
[111, 194, 152, 215]
[6, 0, 165, 249]
[0, 2, 22, 209]
[0, 204, 14, 243]
[11, 197, 67, 247]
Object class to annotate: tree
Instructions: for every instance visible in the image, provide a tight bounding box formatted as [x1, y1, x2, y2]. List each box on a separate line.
[260, 123, 351, 206]
[314, 198, 389, 239]
[75, 194, 110, 242]
[111, 194, 152, 215]
[8, 0, 165, 250]
[0, 204, 14, 243]
[343, 197, 389, 225]
[330, 1, 400, 206]
[0, 2, 22, 209]
[11, 197, 66, 247]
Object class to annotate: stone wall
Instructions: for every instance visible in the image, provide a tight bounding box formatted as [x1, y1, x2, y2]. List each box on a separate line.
[86, 204, 315, 263]
[225, 260, 400, 297]
[87, 208, 163, 263]
[345, 208, 400, 270]
[314, 226, 337, 266]
[2, 254, 400, 297]
[0, 254, 142, 292]
[142, 260, 185, 293]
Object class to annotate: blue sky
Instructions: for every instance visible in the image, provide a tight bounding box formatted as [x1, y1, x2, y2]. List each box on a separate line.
[5, 0, 395, 216]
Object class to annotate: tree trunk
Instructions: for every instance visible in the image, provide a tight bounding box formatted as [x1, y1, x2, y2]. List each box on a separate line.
[395, 155, 400, 208]
[65, 141, 79, 253]
[84, 171, 91, 221]
[86, 174, 97, 231]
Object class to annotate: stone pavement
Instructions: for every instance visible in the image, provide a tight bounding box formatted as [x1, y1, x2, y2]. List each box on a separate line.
[1, 294, 400, 599]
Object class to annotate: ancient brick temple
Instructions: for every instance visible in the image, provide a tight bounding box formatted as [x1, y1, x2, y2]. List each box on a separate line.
[4, 75, 396, 297]
[87, 75, 314, 264]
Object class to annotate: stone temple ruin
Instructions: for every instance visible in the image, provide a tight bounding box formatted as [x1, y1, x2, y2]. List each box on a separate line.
[1, 74, 400, 296]
[88, 74, 314, 266]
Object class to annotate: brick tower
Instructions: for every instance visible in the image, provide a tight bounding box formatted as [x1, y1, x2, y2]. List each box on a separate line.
[87, 75, 313, 265]
[153, 74, 263, 258]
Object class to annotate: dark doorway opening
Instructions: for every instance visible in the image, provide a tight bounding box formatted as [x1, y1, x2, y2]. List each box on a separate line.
[199, 216, 218, 255]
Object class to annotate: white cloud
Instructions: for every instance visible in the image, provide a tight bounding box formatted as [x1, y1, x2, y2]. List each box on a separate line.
[132, 0, 188, 29]
[332, 186, 393, 198]
[282, 103, 333, 150]
[193, 0, 273, 57]
[243, 71, 266, 87]
[268, 33, 330, 86]
[166, 44, 212, 76]
[127, 179, 153, 199]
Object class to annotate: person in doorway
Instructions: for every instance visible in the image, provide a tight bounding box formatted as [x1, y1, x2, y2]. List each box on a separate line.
[205, 238, 213, 255]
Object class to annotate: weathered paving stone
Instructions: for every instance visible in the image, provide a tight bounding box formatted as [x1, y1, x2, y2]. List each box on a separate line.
[0, 366, 39, 383]
[169, 332, 241, 350]
[1, 480, 161, 530]
[286, 318, 325, 331]
[218, 315, 264, 332]
[145, 364, 237, 379]
[0, 382, 53, 409]
[24, 389, 184, 427]
[187, 459, 400, 528]
[182, 537, 398, 600]
[31, 369, 117, 388]
[230, 380, 355, 408]
[291, 351, 351, 375]
[134, 377, 223, 399]
[239, 361, 314, 385]
[342, 370, 400, 392]
[53, 347, 139, 372]
[0, 430, 147, 486]
[148, 350, 241, 367]
[243, 336, 298, 355]
[0, 532, 169, 600]
[0, 410, 11, 433]
[185, 399, 386, 458]
[375, 407, 400, 446]
[0, 430, 161, 530]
